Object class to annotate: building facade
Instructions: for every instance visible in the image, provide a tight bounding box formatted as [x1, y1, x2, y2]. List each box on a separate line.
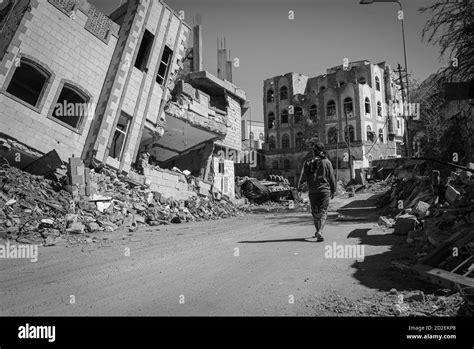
[263, 60, 406, 184]
[0, 0, 247, 201]
[241, 119, 264, 150]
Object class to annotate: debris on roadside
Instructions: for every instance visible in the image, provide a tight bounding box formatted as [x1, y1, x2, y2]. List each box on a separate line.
[312, 289, 469, 317]
[0, 159, 247, 246]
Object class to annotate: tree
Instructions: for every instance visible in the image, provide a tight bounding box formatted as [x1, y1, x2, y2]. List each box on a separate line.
[419, 1, 474, 82]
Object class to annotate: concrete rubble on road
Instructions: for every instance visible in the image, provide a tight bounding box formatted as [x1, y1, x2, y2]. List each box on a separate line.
[313, 289, 468, 316]
[0, 159, 247, 246]
[375, 161, 474, 295]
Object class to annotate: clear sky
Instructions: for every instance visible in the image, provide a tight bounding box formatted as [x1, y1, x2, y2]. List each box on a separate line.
[89, 0, 444, 122]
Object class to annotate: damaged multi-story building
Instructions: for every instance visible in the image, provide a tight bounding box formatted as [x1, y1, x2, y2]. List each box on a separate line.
[262, 60, 406, 184]
[0, 0, 247, 201]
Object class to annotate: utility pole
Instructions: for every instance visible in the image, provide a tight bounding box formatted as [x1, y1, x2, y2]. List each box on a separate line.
[335, 126, 339, 182]
[345, 112, 354, 182]
[396, 63, 410, 157]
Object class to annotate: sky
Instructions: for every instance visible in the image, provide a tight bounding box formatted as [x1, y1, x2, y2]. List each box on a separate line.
[89, 0, 444, 122]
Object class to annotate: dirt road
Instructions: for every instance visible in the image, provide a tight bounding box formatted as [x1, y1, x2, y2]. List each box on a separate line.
[1, 194, 427, 316]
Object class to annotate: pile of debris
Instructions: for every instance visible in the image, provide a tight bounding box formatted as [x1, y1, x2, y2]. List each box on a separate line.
[0, 162, 246, 245]
[313, 289, 468, 317]
[376, 164, 474, 291]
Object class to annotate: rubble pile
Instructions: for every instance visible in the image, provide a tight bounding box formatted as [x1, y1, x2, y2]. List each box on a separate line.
[377, 167, 474, 247]
[0, 165, 72, 245]
[313, 289, 469, 316]
[0, 163, 246, 245]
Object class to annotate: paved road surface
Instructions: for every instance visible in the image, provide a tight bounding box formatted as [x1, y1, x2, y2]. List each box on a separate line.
[1, 194, 413, 316]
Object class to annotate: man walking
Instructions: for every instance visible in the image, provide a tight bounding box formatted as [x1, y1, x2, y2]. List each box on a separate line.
[298, 141, 336, 242]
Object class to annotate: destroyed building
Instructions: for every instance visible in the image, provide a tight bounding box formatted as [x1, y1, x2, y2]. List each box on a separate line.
[0, 0, 248, 201]
[262, 60, 407, 184]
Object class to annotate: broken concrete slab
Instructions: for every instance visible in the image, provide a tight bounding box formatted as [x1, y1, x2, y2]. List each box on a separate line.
[445, 185, 461, 205]
[413, 201, 430, 218]
[378, 216, 395, 228]
[394, 214, 418, 235]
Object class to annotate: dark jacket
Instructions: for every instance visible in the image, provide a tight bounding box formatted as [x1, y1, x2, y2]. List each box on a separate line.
[299, 156, 336, 194]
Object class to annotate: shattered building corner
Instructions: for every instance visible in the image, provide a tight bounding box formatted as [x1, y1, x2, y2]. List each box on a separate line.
[0, 0, 247, 202]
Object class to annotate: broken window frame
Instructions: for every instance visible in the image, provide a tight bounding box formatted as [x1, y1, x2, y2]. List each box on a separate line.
[268, 136, 276, 150]
[295, 132, 304, 149]
[375, 76, 381, 91]
[109, 112, 132, 161]
[366, 125, 374, 142]
[134, 30, 154, 72]
[343, 97, 353, 115]
[281, 134, 290, 149]
[268, 112, 275, 129]
[3, 57, 52, 111]
[47, 81, 91, 134]
[280, 86, 288, 100]
[309, 104, 317, 119]
[344, 124, 355, 143]
[294, 106, 303, 124]
[281, 110, 289, 124]
[156, 45, 174, 85]
[267, 89, 275, 103]
[328, 127, 338, 145]
[327, 100, 336, 118]
[377, 101, 382, 117]
[365, 97, 371, 114]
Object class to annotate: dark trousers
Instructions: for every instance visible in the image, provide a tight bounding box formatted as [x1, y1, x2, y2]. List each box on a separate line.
[308, 191, 330, 235]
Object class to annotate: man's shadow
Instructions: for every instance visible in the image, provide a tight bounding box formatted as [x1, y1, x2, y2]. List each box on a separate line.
[239, 237, 319, 244]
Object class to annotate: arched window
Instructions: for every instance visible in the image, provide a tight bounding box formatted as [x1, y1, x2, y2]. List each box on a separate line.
[294, 106, 303, 124]
[375, 76, 381, 91]
[295, 132, 304, 148]
[309, 104, 317, 119]
[365, 97, 371, 114]
[6, 57, 51, 108]
[272, 160, 279, 170]
[366, 125, 374, 142]
[280, 86, 288, 100]
[327, 100, 336, 118]
[267, 89, 274, 103]
[282, 134, 290, 149]
[268, 136, 276, 150]
[284, 159, 291, 170]
[377, 101, 382, 117]
[378, 128, 384, 143]
[51, 83, 90, 131]
[368, 154, 373, 165]
[328, 127, 338, 144]
[344, 124, 355, 142]
[259, 133, 264, 141]
[268, 112, 275, 129]
[343, 97, 353, 114]
[281, 110, 289, 124]
[379, 155, 384, 159]
[249, 132, 254, 140]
